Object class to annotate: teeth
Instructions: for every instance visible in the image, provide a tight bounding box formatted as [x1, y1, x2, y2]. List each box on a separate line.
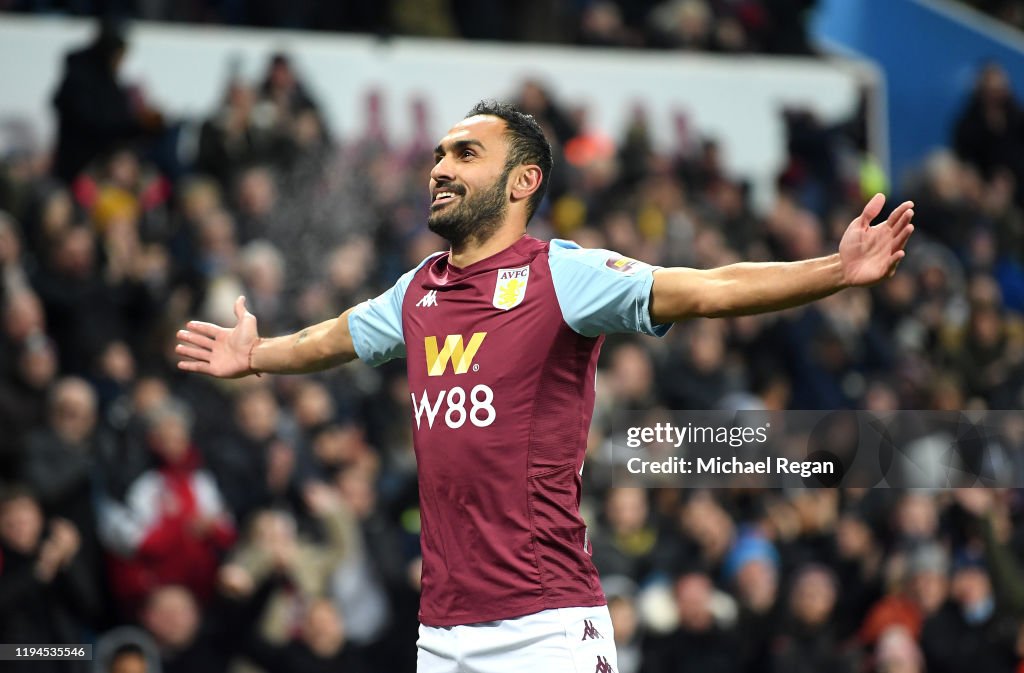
[435, 192, 456, 201]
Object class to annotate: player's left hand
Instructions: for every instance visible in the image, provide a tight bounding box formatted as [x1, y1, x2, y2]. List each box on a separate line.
[838, 193, 915, 287]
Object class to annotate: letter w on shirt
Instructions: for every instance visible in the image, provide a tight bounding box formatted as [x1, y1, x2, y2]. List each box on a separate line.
[424, 333, 486, 376]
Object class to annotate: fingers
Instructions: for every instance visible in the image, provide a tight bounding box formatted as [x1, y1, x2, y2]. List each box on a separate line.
[884, 208, 913, 247]
[177, 329, 215, 350]
[886, 201, 914, 229]
[860, 193, 886, 225]
[888, 250, 906, 276]
[176, 344, 212, 362]
[177, 323, 218, 375]
[234, 295, 247, 323]
[185, 321, 224, 339]
[177, 359, 212, 374]
[893, 221, 915, 251]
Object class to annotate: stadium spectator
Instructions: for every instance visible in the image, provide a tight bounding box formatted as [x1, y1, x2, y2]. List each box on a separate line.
[232, 574, 369, 673]
[220, 481, 355, 663]
[673, 492, 736, 575]
[873, 625, 925, 673]
[23, 378, 99, 518]
[602, 577, 643, 673]
[22, 377, 108, 593]
[948, 294, 1024, 406]
[0, 210, 29, 293]
[22, 186, 76, 269]
[97, 403, 236, 616]
[577, 2, 634, 47]
[592, 342, 660, 450]
[920, 549, 1018, 673]
[32, 224, 155, 375]
[657, 320, 740, 409]
[956, 489, 1024, 615]
[196, 81, 279, 191]
[830, 508, 884, 638]
[258, 54, 319, 126]
[93, 630, 163, 673]
[233, 166, 280, 245]
[237, 240, 289, 336]
[770, 564, 860, 673]
[139, 584, 240, 673]
[0, 291, 53, 465]
[106, 643, 155, 673]
[330, 457, 420, 670]
[204, 385, 317, 525]
[860, 543, 949, 647]
[647, 0, 716, 50]
[642, 571, 742, 673]
[591, 487, 669, 583]
[1, 288, 46, 366]
[954, 64, 1024, 205]
[0, 486, 99, 673]
[97, 376, 173, 503]
[724, 530, 782, 673]
[52, 22, 164, 184]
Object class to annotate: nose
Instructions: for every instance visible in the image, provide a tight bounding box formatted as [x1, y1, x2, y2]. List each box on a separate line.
[430, 153, 454, 183]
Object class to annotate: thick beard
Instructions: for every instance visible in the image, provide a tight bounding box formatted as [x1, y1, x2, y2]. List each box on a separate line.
[428, 169, 510, 248]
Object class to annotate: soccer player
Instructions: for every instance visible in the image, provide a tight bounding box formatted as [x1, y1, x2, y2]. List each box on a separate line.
[176, 101, 915, 673]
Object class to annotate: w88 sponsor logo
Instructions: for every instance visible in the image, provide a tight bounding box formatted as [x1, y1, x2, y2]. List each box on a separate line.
[412, 385, 496, 429]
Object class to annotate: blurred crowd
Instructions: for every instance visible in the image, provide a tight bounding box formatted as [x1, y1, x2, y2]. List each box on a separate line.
[0, 0, 818, 54]
[1, 18, 1024, 673]
[958, 0, 1024, 31]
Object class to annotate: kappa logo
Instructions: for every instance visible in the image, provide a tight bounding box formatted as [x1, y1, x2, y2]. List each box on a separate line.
[424, 333, 487, 376]
[581, 619, 603, 641]
[416, 290, 439, 308]
[493, 266, 529, 310]
[594, 655, 614, 673]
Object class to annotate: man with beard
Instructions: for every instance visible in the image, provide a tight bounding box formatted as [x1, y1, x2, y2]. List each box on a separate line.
[175, 101, 915, 672]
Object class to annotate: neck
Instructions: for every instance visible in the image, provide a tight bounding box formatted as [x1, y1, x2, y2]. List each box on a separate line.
[449, 223, 527, 268]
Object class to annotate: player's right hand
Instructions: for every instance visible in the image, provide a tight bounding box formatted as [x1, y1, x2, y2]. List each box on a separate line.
[176, 296, 259, 378]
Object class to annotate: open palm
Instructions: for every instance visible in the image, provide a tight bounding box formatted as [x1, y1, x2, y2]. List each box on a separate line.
[839, 193, 915, 287]
[176, 296, 260, 378]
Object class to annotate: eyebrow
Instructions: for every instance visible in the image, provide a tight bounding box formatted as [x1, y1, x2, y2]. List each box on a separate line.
[433, 138, 486, 158]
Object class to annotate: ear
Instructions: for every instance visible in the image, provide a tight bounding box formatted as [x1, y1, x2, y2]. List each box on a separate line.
[509, 165, 543, 203]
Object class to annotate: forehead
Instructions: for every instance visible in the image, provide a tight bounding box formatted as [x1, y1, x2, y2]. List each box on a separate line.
[437, 115, 507, 151]
[0, 496, 40, 518]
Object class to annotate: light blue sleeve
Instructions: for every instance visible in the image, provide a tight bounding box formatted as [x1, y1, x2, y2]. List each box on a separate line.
[347, 254, 441, 366]
[548, 239, 671, 338]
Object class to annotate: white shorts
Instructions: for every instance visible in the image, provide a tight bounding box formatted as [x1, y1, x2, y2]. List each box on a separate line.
[417, 605, 618, 673]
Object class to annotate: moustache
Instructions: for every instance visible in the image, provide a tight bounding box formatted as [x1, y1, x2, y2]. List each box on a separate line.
[434, 183, 467, 197]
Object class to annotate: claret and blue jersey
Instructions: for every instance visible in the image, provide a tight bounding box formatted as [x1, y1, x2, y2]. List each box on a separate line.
[348, 236, 669, 627]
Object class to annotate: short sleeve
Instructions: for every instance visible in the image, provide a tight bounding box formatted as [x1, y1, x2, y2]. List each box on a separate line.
[348, 254, 441, 366]
[548, 239, 671, 338]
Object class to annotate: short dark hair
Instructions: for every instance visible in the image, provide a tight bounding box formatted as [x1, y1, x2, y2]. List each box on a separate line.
[0, 484, 37, 511]
[111, 643, 146, 663]
[466, 100, 552, 222]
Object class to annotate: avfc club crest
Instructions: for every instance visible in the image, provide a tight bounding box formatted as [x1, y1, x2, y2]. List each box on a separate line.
[493, 266, 530, 310]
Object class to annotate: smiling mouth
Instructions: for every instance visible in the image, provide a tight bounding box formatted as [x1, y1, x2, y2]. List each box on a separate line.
[431, 191, 460, 208]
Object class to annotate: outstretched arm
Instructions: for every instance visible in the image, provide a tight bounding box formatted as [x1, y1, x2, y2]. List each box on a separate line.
[650, 194, 914, 322]
[176, 296, 358, 377]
